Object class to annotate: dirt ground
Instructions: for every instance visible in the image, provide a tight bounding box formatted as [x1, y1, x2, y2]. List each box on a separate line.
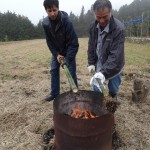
[0, 39, 150, 150]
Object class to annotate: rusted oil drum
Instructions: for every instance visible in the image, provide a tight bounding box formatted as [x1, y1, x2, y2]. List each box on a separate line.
[53, 90, 114, 150]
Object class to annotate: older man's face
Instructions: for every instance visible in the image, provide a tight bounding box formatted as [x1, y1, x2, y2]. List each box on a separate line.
[94, 7, 111, 28]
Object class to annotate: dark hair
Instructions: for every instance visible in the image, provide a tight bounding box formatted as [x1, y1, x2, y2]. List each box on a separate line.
[43, 0, 59, 10]
[93, 0, 112, 11]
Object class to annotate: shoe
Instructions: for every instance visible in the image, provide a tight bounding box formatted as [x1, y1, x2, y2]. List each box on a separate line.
[106, 94, 121, 113]
[43, 95, 55, 102]
[109, 92, 117, 98]
[109, 92, 120, 105]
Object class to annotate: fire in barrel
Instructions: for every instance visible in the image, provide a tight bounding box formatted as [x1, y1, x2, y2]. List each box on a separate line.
[53, 90, 114, 150]
[71, 108, 98, 119]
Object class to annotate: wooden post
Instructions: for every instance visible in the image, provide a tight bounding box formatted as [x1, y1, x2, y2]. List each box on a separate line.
[131, 79, 149, 102]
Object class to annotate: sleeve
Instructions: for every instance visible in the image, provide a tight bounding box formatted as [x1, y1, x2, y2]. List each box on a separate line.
[43, 25, 58, 58]
[101, 29, 125, 79]
[87, 24, 96, 66]
[65, 20, 79, 60]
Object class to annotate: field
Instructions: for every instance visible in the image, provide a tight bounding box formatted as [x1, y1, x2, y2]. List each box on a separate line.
[0, 38, 150, 150]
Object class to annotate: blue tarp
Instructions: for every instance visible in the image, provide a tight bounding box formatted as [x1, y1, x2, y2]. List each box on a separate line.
[123, 18, 145, 24]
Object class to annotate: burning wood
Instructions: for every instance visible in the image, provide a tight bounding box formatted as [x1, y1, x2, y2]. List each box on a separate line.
[71, 108, 98, 119]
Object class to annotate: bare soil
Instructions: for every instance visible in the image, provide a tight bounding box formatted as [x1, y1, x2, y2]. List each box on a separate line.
[0, 39, 150, 150]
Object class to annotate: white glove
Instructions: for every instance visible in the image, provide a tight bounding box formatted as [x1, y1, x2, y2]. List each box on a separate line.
[90, 72, 105, 92]
[87, 65, 95, 73]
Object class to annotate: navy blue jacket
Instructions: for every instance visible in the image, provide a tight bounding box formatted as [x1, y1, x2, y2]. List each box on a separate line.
[88, 16, 125, 79]
[42, 11, 79, 59]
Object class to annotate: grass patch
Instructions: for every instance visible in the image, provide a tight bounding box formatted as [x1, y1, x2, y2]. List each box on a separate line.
[0, 39, 149, 81]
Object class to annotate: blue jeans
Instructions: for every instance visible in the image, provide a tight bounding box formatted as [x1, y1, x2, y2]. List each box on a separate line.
[93, 74, 121, 95]
[50, 56, 78, 97]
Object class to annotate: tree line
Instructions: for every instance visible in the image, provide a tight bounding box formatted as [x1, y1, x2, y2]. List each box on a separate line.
[0, 0, 150, 41]
[0, 11, 44, 41]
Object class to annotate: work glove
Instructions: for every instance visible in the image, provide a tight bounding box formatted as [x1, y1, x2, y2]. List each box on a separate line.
[87, 65, 95, 73]
[90, 72, 105, 92]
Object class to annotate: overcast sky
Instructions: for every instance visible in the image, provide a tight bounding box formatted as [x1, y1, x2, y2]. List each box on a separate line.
[0, 0, 133, 25]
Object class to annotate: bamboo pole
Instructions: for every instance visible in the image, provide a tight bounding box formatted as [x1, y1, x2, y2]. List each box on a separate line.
[61, 60, 78, 93]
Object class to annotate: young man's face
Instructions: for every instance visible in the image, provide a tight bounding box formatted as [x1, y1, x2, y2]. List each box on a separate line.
[94, 7, 111, 28]
[46, 5, 59, 20]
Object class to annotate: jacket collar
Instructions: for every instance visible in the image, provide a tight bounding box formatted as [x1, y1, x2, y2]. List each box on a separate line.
[94, 15, 116, 33]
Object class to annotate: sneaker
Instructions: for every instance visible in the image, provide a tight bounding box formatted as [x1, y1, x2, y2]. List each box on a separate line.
[109, 92, 117, 98]
[112, 95, 121, 105]
[43, 95, 55, 102]
[109, 92, 120, 105]
[106, 94, 120, 113]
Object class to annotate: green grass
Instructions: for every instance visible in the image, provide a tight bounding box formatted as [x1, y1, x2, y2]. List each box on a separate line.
[0, 39, 149, 80]
[125, 42, 150, 65]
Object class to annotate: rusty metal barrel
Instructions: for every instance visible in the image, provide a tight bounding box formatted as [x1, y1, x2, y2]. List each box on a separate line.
[53, 90, 114, 150]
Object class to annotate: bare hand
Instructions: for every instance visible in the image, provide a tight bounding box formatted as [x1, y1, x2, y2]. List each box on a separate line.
[57, 55, 64, 63]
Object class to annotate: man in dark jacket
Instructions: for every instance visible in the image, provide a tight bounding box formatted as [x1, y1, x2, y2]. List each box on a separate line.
[87, 0, 125, 99]
[42, 0, 79, 101]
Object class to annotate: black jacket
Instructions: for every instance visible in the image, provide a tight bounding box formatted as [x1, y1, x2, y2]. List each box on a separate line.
[88, 16, 125, 79]
[42, 11, 79, 59]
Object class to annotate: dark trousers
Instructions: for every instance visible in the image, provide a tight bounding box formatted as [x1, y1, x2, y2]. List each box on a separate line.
[93, 74, 121, 96]
[50, 56, 78, 97]
[108, 74, 121, 95]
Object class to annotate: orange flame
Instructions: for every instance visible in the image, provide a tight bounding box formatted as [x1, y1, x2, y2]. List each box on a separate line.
[71, 108, 98, 119]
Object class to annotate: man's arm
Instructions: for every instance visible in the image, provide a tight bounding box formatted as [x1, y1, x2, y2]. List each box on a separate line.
[65, 20, 79, 59]
[87, 23, 97, 66]
[43, 25, 58, 58]
[101, 29, 125, 79]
